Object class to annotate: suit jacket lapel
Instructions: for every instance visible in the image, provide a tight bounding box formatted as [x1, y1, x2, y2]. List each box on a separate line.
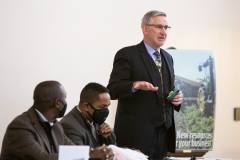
[72, 107, 88, 130]
[28, 107, 52, 153]
[160, 49, 174, 87]
[51, 122, 62, 153]
[138, 41, 158, 87]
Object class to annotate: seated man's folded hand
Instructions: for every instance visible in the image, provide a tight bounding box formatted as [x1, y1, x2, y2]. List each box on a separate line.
[90, 144, 114, 160]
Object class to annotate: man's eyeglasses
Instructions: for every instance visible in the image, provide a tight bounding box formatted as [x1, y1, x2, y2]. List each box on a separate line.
[146, 24, 171, 30]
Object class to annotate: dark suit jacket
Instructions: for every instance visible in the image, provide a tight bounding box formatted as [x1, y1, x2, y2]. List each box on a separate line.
[60, 106, 116, 148]
[107, 41, 180, 153]
[0, 106, 74, 160]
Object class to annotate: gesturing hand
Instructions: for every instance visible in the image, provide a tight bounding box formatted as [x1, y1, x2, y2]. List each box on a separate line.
[133, 81, 158, 91]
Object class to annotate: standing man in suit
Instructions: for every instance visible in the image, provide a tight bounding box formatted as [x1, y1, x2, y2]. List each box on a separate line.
[107, 10, 183, 160]
[60, 82, 116, 148]
[0, 81, 114, 160]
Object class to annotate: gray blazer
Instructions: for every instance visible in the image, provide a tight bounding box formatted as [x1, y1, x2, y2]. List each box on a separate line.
[0, 106, 74, 160]
[60, 106, 116, 148]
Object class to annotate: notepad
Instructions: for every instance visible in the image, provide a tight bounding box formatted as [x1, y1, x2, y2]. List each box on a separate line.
[58, 145, 89, 160]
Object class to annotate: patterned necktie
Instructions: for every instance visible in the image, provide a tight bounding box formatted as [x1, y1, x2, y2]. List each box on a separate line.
[89, 123, 97, 141]
[153, 50, 165, 107]
[153, 51, 162, 71]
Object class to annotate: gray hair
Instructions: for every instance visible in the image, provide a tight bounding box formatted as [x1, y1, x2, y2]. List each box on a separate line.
[141, 10, 167, 26]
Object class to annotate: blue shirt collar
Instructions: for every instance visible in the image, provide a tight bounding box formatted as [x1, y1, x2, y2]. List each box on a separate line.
[143, 42, 161, 60]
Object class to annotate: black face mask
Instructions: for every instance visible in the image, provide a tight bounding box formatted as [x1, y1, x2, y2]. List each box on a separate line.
[87, 102, 109, 124]
[58, 100, 67, 118]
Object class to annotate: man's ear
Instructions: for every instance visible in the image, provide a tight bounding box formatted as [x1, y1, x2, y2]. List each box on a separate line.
[54, 98, 60, 109]
[142, 25, 148, 35]
[82, 102, 89, 111]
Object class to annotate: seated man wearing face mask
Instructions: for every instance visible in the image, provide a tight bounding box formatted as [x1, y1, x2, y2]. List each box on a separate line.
[0, 81, 114, 160]
[60, 82, 116, 148]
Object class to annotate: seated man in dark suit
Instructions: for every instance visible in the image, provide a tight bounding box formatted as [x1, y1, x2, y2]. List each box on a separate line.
[0, 80, 114, 160]
[60, 82, 116, 148]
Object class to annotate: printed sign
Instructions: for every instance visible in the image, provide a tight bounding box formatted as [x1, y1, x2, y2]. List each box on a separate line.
[167, 50, 216, 151]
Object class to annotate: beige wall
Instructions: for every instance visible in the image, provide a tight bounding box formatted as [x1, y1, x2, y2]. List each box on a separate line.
[0, 0, 240, 159]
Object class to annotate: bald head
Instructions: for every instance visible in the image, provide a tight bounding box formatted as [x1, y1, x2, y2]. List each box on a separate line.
[33, 81, 66, 110]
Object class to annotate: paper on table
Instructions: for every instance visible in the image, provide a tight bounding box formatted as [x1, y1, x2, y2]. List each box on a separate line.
[58, 145, 90, 160]
[168, 157, 191, 160]
[169, 157, 231, 160]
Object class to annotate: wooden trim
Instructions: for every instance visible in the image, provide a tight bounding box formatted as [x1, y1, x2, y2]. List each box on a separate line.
[167, 150, 208, 157]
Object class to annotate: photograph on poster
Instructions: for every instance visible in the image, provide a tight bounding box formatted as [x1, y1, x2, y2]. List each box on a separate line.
[167, 50, 216, 150]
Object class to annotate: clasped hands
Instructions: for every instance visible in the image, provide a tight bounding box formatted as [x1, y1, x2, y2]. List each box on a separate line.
[90, 123, 114, 159]
[90, 144, 114, 160]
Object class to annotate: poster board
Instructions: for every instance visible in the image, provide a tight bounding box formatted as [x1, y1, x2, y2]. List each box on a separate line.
[167, 50, 216, 157]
